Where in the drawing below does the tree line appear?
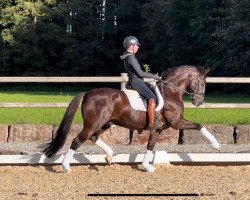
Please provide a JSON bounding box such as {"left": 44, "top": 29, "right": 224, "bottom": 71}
{"left": 1, "top": 0, "right": 249, "bottom": 80}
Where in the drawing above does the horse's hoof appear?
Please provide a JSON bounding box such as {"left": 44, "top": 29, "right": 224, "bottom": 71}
{"left": 105, "top": 155, "right": 112, "bottom": 164}
{"left": 145, "top": 165, "right": 156, "bottom": 173}
{"left": 212, "top": 143, "right": 221, "bottom": 150}
{"left": 64, "top": 168, "right": 72, "bottom": 174}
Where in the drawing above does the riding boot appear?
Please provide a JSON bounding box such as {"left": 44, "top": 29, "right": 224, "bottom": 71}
{"left": 148, "top": 98, "right": 156, "bottom": 130}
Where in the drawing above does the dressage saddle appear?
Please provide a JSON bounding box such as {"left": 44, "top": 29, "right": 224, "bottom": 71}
{"left": 125, "top": 83, "right": 163, "bottom": 130}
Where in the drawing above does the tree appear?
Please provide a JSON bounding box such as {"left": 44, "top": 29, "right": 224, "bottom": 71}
{"left": 0, "top": 0, "right": 62, "bottom": 75}
{"left": 0, "top": 0, "right": 248, "bottom": 82}
{"left": 212, "top": 0, "right": 250, "bottom": 77}
{"left": 142, "top": 0, "right": 194, "bottom": 72}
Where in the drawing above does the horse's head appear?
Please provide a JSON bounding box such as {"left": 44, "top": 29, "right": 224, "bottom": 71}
{"left": 188, "top": 67, "right": 210, "bottom": 107}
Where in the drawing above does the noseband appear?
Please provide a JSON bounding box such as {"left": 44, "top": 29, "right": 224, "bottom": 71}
{"left": 190, "top": 78, "right": 206, "bottom": 98}
{"left": 160, "top": 78, "right": 205, "bottom": 99}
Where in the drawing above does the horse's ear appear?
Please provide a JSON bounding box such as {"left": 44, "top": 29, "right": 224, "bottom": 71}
{"left": 204, "top": 68, "right": 210, "bottom": 76}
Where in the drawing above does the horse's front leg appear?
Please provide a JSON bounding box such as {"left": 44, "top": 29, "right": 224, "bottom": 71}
{"left": 170, "top": 118, "right": 221, "bottom": 149}
{"left": 142, "top": 131, "right": 160, "bottom": 173}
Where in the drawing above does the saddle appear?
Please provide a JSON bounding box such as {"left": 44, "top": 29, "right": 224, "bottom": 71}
{"left": 122, "top": 82, "right": 164, "bottom": 112}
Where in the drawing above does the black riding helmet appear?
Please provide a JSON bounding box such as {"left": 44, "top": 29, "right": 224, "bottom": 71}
{"left": 123, "top": 36, "right": 141, "bottom": 50}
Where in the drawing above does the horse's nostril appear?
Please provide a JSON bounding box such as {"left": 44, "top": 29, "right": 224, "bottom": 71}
{"left": 197, "top": 102, "right": 203, "bottom": 107}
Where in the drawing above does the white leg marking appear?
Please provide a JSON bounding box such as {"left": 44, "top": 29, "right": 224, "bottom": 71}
{"left": 95, "top": 139, "right": 113, "bottom": 156}
{"left": 200, "top": 127, "right": 221, "bottom": 149}
{"left": 62, "top": 149, "right": 75, "bottom": 171}
{"left": 142, "top": 150, "right": 155, "bottom": 173}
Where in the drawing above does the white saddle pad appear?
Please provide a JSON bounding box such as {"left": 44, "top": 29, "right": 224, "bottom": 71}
{"left": 122, "top": 84, "right": 164, "bottom": 112}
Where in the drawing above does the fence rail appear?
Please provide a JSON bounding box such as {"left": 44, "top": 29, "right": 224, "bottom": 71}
{"left": 0, "top": 75, "right": 249, "bottom": 108}
{"left": 0, "top": 76, "right": 250, "bottom": 83}
{"left": 0, "top": 102, "right": 249, "bottom": 108}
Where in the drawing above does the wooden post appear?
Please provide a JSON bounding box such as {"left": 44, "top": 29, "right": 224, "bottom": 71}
{"left": 121, "top": 73, "right": 128, "bottom": 90}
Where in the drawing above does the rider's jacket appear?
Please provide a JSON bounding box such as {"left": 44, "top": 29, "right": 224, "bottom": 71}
{"left": 120, "top": 51, "right": 159, "bottom": 103}
{"left": 120, "top": 51, "right": 156, "bottom": 85}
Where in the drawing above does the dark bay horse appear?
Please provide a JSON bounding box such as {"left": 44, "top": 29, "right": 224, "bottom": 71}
{"left": 42, "top": 65, "right": 221, "bottom": 173}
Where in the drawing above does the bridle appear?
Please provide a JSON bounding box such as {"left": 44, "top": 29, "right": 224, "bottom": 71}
{"left": 159, "top": 76, "right": 205, "bottom": 99}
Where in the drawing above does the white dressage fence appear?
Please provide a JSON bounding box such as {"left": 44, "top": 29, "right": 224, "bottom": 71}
{"left": 0, "top": 152, "right": 249, "bottom": 165}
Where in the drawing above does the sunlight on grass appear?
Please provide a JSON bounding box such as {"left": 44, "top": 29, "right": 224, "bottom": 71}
{"left": 0, "top": 108, "right": 83, "bottom": 125}
{"left": 0, "top": 91, "right": 249, "bottom": 125}
{"left": 184, "top": 109, "right": 250, "bottom": 125}
{"left": 0, "top": 91, "right": 76, "bottom": 103}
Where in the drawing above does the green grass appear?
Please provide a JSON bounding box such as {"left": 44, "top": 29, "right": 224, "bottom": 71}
{"left": 0, "top": 108, "right": 83, "bottom": 125}
{"left": 0, "top": 91, "right": 82, "bottom": 125}
{"left": 184, "top": 109, "right": 250, "bottom": 125}
{"left": 184, "top": 94, "right": 250, "bottom": 103}
{"left": 183, "top": 94, "right": 250, "bottom": 125}
{"left": 0, "top": 91, "right": 249, "bottom": 125}
{"left": 0, "top": 91, "right": 77, "bottom": 103}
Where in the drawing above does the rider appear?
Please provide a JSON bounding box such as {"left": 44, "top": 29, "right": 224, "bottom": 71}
{"left": 120, "top": 36, "right": 162, "bottom": 130}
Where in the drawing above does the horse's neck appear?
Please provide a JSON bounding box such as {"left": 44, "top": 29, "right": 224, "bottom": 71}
{"left": 162, "top": 84, "right": 184, "bottom": 101}
{"left": 165, "top": 73, "right": 189, "bottom": 92}
{"left": 161, "top": 67, "right": 198, "bottom": 107}
{"left": 162, "top": 74, "right": 188, "bottom": 103}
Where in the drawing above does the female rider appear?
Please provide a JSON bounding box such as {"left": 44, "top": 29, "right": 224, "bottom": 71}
{"left": 120, "top": 36, "right": 161, "bottom": 129}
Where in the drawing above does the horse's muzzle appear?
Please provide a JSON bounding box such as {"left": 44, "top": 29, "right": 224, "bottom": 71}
{"left": 192, "top": 99, "right": 203, "bottom": 107}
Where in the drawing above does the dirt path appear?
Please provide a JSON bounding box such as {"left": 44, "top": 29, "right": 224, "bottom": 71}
{"left": 0, "top": 164, "right": 249, "bottom": 200}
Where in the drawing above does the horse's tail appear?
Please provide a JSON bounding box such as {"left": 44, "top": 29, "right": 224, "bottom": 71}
{"left": 42, "top": 92, "right": 85, "bottom": 158}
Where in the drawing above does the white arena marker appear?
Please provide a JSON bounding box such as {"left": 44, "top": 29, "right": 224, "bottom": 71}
{"left": 152, "top": 151, "right": 170, "bottom": 164}
{"left": 0, "top": 153, "right": 249, "bottom": 164}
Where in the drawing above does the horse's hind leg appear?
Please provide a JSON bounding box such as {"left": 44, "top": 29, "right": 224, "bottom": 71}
{"left": 89, "top": 124, "right": 113, "bottom": 164}
{"left": 62, "top": 124, "right": 113, "bottom": 172}
{"left": 62, "top": 128, "right": 95, "bottom": 173}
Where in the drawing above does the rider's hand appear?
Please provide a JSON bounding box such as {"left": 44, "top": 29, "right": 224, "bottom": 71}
{"left": 154, "top": 74, "right": 162, "bottom": 81}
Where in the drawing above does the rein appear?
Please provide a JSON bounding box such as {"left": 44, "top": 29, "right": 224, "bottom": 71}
{"left": 159, "top": 79, "right": 204, "bottom": 99}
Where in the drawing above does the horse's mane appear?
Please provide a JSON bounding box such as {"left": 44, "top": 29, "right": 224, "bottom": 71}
{"left": 161, "top": 65, "right": 205, "bottom": 79}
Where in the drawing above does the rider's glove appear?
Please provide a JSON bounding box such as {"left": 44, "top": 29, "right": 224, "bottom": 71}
{"left": 154, "top": 74, "right": 162, "bottom": 81}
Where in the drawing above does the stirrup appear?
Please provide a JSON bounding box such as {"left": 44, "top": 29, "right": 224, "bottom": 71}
{"left": 148, "top": 124, "right": 157, "bottom": 131}
{"left": 148, "top": 119, "right": 161, "bottom": 131}
{"left": 155, "top": 117, "right": 163, "bottom": 129}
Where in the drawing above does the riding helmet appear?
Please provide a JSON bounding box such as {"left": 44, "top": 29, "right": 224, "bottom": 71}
{"left": 123, "top": 36, "right": 141, "bottom": 50}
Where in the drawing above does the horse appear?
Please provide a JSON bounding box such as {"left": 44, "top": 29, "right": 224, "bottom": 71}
{"left": 42, "top": 65, "right": 221, "bottom": 173}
